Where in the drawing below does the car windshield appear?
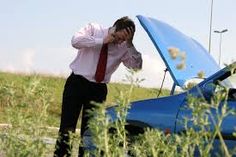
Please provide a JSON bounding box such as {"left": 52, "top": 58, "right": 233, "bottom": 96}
{"left": 217, "top": 69, "right": 236, "bottom": 89}
{"left": 210, "top": 68, "right": 236, "bottom": 101}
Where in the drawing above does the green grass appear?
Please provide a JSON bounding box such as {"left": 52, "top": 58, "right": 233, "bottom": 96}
{"left": 0, "top": 71, "right": 169, "bottom": 127}
{"left": 0, "top": 71, "right": 235, "bottom": 156}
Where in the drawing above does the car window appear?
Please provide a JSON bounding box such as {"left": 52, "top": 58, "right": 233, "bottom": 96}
{"left": 219, "top": 72, "right": 236, "bottom": 89}
{"left": 214, "top": 72, "right": 236, "bottom": 100}
{"left": 226, "top": 73, "right": 236, "bottom": 88}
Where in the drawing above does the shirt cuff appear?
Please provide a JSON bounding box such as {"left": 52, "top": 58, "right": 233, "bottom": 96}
{"left": 94, "top": 38, "right": 104, "bottom": 45}
{"left": 127, "top": 46, "right": 140, "bottom": 57}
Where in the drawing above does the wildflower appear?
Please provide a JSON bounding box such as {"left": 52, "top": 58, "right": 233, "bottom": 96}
{"left": 197, "top": 71, "right": 205, "bottom": 79}
{"left": 179, "top": 51, "right": 186, "bottom": 61}
{"left": 168, "top": 47, "right": 179, "bottom": 59}
{"left": 176, "top": 62, "right": 186, "bottom": 70}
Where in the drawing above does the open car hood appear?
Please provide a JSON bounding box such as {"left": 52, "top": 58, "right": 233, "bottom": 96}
{"left": 137, "top": 15, "right": 220, "bottom": 87}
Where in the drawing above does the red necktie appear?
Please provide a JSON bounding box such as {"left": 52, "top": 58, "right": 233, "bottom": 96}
{"left": 95, "top": 44, "right": 108, "bottom": 83}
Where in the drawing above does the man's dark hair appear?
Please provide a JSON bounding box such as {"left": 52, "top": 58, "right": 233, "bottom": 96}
{"left": 113, "top": 16, "right": 135, "bottom": 32}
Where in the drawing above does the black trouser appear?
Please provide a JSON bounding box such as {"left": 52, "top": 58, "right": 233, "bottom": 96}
{"left": 54, "top": 73, "right": 107, "bottom": 157}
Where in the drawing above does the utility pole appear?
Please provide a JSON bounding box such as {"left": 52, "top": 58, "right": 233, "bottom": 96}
{"left": 208, "top": 0, "right": 214, "bottom": 54}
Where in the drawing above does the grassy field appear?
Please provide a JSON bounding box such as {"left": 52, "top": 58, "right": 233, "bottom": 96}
{"left": 0, "top": 71, "right": 170, "bottom": 156}
{"left": 0, "top": 71, "right": 169, "bottom": 127}
{"left": 0, "top": 71, "right": 235, "bottom": 156}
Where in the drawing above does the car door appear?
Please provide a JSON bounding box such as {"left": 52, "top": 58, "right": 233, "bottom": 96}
{"left": 175, "top": 74, "right": 236, "bottom": 155}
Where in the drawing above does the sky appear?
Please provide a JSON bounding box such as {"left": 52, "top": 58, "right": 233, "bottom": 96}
{"left": 1, "top": 0, "right": 236, "bottom": 89}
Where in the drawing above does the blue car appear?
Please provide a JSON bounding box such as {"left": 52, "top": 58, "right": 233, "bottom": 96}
{"left": 84, "top": 15, "right": 236, "bottom": 154}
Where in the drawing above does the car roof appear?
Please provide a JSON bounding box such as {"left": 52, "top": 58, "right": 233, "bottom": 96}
{"left": 137, "top": 15, "right": 220, "bottom": 88}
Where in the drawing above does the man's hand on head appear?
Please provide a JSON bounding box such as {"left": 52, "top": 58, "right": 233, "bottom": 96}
{"left": 103, "top": 26, "right": 117, "bottom": 44}
{"left": 104, "top": 26, "right": 135, "bottom": 46}
{"left": 124, "top": 27, "right": 135, "bottom": 47}
{"left": 103, "top": 33, "right": 115, "bottom": 44}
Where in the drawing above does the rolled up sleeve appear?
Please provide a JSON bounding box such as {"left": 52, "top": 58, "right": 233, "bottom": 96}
{"left": 71, "top": 23, "right": 104, "bottom": 49}
{"left": 121, "top": 46, "right": 142, "bottom": 70}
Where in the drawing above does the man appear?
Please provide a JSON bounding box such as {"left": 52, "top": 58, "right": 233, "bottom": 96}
{"left": 54, "top": 16, "right": 142, "bottom": 157}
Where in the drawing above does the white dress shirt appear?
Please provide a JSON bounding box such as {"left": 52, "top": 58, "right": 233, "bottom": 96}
{"left": 70, "top": 22, "right": 142, "bottom": 83}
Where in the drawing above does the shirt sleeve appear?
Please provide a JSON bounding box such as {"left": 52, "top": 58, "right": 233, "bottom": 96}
{"left": 71, "top": 23, "right": 104, "bottom": 49}
{"left": 121, "top": 46, "right": 143, "bottom": 70}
